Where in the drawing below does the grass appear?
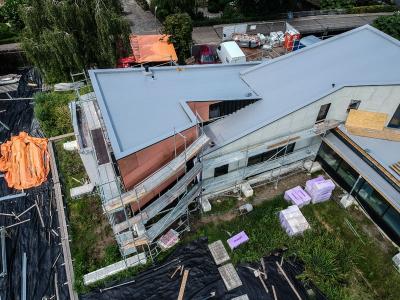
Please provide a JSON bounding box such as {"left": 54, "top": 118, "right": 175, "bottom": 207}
{"left": 54, "top": 139, "right": 121, "bottom": 293}
{"left": 186, "top": 195, "right": 400, "bottom": 299}
{"left": 207, "top": 196, "right": 238, "bottom": 215}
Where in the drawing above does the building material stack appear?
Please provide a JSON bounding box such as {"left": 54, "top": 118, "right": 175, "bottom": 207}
{"left": 284, "top": 186, "right": 311, "bottom": 208}
{"left": 305, "top": 176, "right": 335, "bottom": 204}
{"left": 279, "top": 205, "right": 310, "bottom": 236}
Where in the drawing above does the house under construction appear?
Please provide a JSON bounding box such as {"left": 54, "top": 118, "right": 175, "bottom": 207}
{"left": 70, "top": 25, "right": 400, "bottom": 280}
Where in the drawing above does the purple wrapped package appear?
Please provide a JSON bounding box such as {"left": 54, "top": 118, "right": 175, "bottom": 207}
{"left": 284, "top": 186, "right": 311, "bottom": 208}
{"left": 227, "top": 231, "right": 249, "bottom": 250}
{"left": 305, "top": 175, "right": 324, "bottom": 194}
{"left": 308, "top": 179, "right": 335, "bottom": 203}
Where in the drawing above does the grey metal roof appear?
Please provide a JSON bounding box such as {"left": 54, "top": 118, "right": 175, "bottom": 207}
{"left": 90, "top": 63, "right": 259, "bottom": 159}
{"left": 338, "top": 125, "right": 400, "bottom": 181}
{"left": 205, "top": 25, "right": 400, "bottom": 152}
{"left": 323, "top": 132, "right": 400, "bottom": 212}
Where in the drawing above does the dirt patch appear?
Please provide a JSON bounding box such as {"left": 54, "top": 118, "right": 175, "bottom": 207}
{"left": 252, "top": 171, "right": 311, "bottom": 206}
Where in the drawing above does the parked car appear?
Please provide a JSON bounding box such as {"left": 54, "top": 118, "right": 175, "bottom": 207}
{"left": 197, "top": 45, "right": 217, "bottom": 64}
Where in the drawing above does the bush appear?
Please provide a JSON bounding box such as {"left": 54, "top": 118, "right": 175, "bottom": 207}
{"left": 207, "top": 0, "right": 224, "bottom": 13}
{"left": 373, "top": 13, "right": 400, "bottom": 40}
{"left": 347, "top": 5, "right": 398, "bottom": 14}
{"left": 0, "top": 22, "right": 19, "bottom": 44}
{"left": 320, "top": 0, "right": 355, "bottom": 9}
{"left": 163, "top": 13, "right": 193, "bottom": 64}
{"left": 136, "top": 0, "right": 150, "bottom": 11}
{"left": 34, "top": 91, "right": 75, "bottom": 137}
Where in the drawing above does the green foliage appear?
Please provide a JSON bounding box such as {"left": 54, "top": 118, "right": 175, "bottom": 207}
{"left": 162, "top": 12, "right": 192, "bottom": 64}
{"left": 54, "top": 139, "right": 120, "bottom": 293}
{"left": 34, "top": 91, "right": 75, "bottom": 137}
{"left": 207, "top": 197, "right": 237, "bottom": 215}
{"left": 20, "top": 0, "right": 130, "bottom": 83}
{"left": 0, "top": 22, "right": 19, "bottom": 44}
{"left": 187, "top": 196, "right": 400, "bottom": 299}
{"left": 320, "top": 0, "right": 355, "bottom": 9}
{"left": 151, "top": 0, "right": 196, "bottom": 20}
{"left": 373, "top": 13, "right": 400, "bottom": 41}
{"left": 347, "top": 5, "right": 398, "bottom": 14}
{"left": 207, "top": 0, "right": 229, "bottom": 13}
{"left": 0, "top": 0, "right": 27, "bottom": 29}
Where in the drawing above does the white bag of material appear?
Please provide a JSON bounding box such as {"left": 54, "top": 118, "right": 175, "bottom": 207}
{"left": 279, "top": 205, "right": 310, "bottom": 236}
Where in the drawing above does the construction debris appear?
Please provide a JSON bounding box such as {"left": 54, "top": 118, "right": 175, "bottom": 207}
{"left": 177, "top": 269, "right": 189, "bottom": 300}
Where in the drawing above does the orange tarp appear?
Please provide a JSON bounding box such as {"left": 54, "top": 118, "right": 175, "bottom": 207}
{"left": 130, "top": 34, "right": 178, "bottom": 63}
{"left": 0, "top": 132, "right": 50, "bottom": 190}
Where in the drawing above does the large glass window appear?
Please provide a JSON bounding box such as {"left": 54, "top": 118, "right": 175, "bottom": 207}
{"left": 247, "top": 143, "right": 295, "bottom": 167}
{"left": 336, "top": 160, "right": 359, "bottom": 189}
{"left": 317, "top": 143, "right": 341, "bottom": 171}
{"left": 388, "top": 104, "right": 400, "bottom": 128}
{"left": 356, "top": 181, "right": 389, "bottom": 217}
{"left": 382, "top": 207, "right": 400, "bottom": 243}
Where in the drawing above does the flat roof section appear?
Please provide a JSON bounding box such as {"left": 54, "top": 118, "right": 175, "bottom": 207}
{"left": 90, "top": 63, "right": 259, "bottom": 159}
{"left": 205, "top": 25, "right": 400, "bottom": 152}
{"left": 338, "top": 125, "right": 400, "bottom": 182}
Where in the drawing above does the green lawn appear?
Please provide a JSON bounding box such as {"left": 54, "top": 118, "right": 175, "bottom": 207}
{"left": 54, "top": 138, "right": 121, "bottom": 293}
{"left": 187, "top": 195, "right": 400, "bottom": 299}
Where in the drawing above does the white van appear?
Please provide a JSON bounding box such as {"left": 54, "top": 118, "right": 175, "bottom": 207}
{"left": 216, "top": 41, "right": 246, "bottom": 64}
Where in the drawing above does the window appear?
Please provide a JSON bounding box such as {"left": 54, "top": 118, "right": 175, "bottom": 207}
{"left": 316, "top": 103, "right": 331, "bottom": 123}
{"left": 388, "top": 104, "right": 400, "bottom": 129}
{"left": 214, "top": 164, "right": 229, "bottom": 177}
{"left": 347, "top": 100, "right": 361, "bottom": 112}
{"left": 317, "top": 143, "right": 341, "bottom": 171}
{"left": 247, "top": 143, "right": 295, "bottom": 167}
{"left": 336, "top": 160, "right": 359, "bottom": 189}
{"left": 356, "top": 181, "right": 389, "bottom": 217}
{"left": 382, "top": 207, "right": 400, "bottom": 243}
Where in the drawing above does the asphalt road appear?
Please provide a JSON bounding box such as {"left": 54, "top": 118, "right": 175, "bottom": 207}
{"left": 121, "top": 0, "right": 161, "bottom": 34}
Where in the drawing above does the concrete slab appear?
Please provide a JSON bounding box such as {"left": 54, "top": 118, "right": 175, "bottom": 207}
{"left": 208, "top": 240, "right": 230, "bottom": 265}
{"left": 218, "top": 263, "right": 242, "bottom": 291}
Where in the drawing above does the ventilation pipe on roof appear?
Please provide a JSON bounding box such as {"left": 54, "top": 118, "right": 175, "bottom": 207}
{"left": 143, "top": 66, "right": 154, "bottom": 79}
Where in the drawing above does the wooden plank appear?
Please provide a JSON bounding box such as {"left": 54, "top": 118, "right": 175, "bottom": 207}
{"left": 345, "top": 110, "right": 387, "bottom": 131}
{"left": 267, "top": 136, "right": 299, "bottom": 149}
{"left": 177, "top": 269, "right": 189, "bottom": 300}
{"left": 275, "top": 261, "right": 302, "bottom": 300}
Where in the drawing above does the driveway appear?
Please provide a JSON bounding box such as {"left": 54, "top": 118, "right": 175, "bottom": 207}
{"left": 121, "top": 0, "right": 162, "bottom": 34}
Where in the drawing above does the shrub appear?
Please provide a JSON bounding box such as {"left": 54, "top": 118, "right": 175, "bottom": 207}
{"left": 320, "top": 0, "right": 355, "bottom": 9}
{"left": 162, "top": 13, "right": 193, "bottom": 64}
{"left": 34, "top": 91, "right": 75, "bottom": 137}
{"left": 348, "top": 5, "right": 398, "bottom": 14}
{"left": 373, "top": 12, "right": 400, "bottom": 40}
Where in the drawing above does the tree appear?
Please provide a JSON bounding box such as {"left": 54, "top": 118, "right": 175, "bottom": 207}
{"left": 0, "top": 0, "right": 27, "bottom": 29}
{"left": 373, "top": 13, "right": 400, "bottom": 41}
{"left": 320, "top": 0, "right": 355, "bottom": 10}
{"left": 162, "top": 13, "right": 192, "bottom": 64}
{"left": 151, "top": 0, "right": 196, "bottom": 20}
{"left": 20, "top": 0, "right": 130, "bottom": 83}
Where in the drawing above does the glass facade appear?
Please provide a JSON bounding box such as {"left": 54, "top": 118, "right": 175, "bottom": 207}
{"left": 317, "top": 142, "right": 400, "bottom": 245}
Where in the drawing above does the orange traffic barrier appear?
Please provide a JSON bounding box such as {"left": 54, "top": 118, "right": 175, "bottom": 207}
{"left": 0, "top": 132, "right": 50, "bottom": 190}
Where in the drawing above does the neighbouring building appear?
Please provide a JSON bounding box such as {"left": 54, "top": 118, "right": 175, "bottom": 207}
{"left": 71, "top": 25, "right": 400, "bottom": 267}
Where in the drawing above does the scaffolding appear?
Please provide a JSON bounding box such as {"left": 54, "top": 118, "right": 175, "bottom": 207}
{"left": 70, "top": 82, "right": 209, "bottom": 282}
{"left": 202, "top": 119, "right": 341, "bottom": 197}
